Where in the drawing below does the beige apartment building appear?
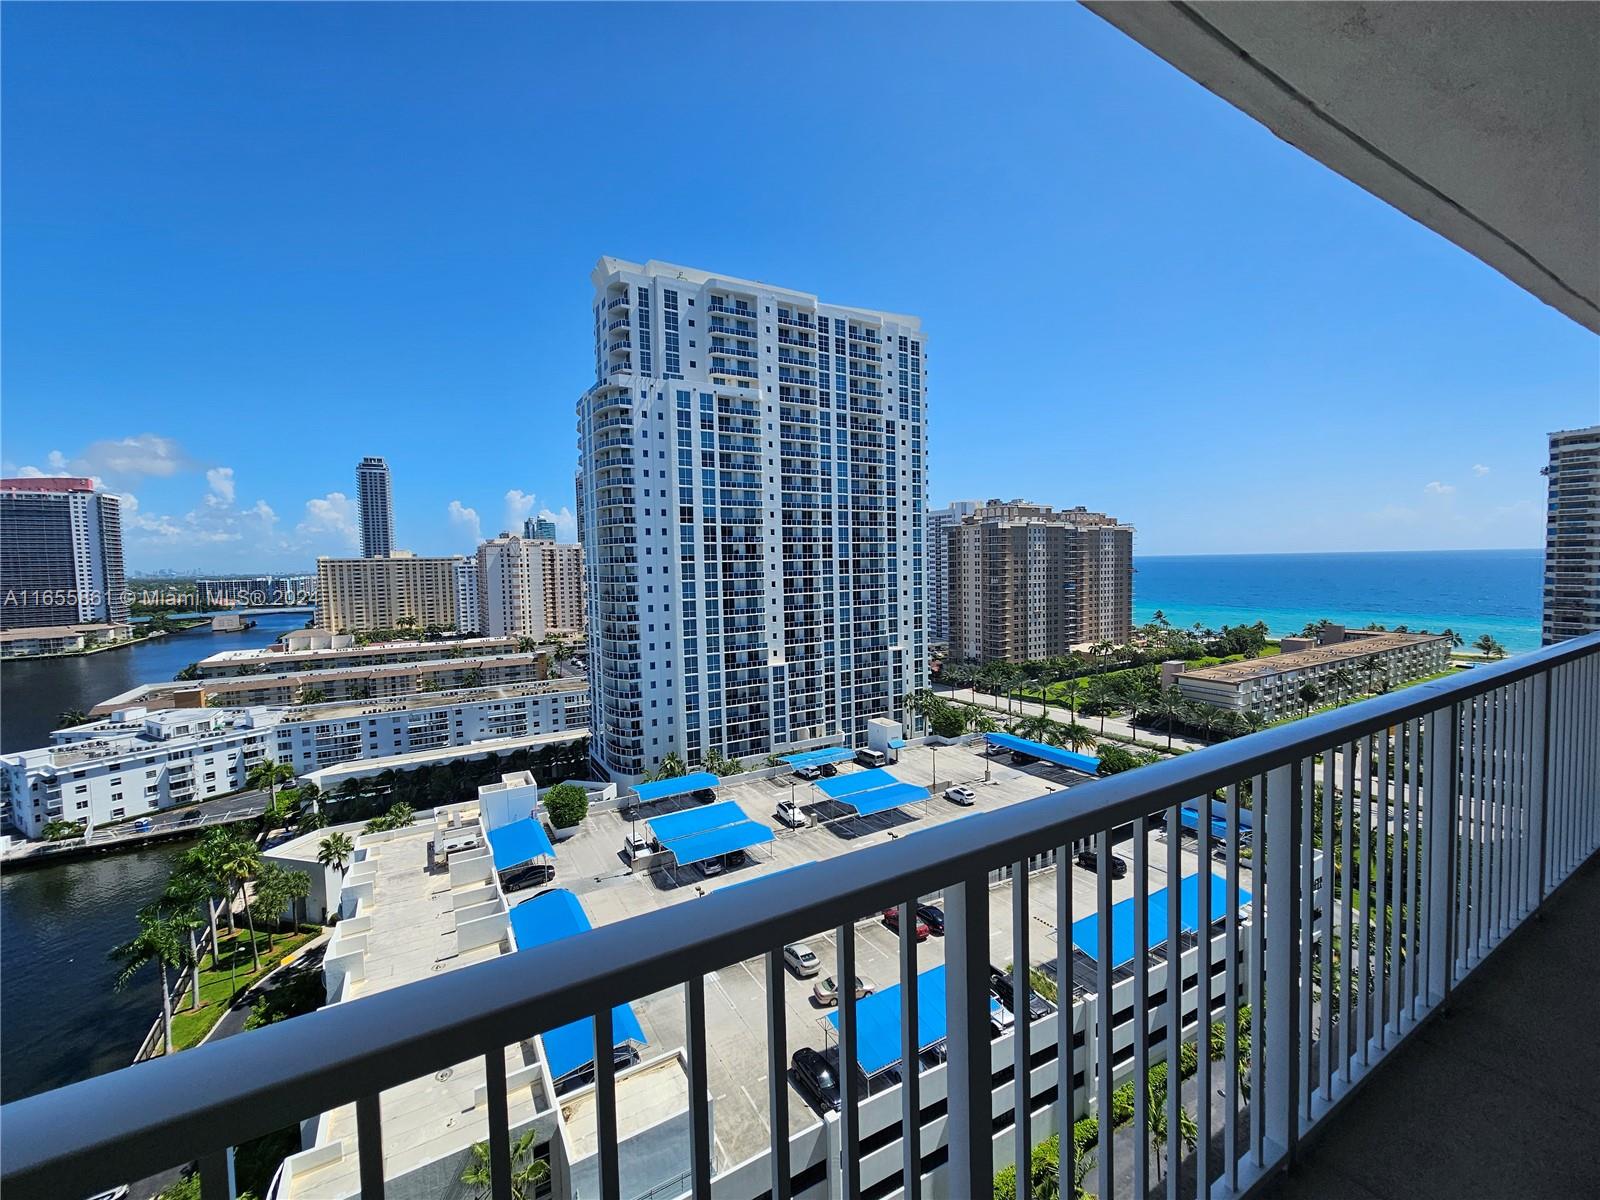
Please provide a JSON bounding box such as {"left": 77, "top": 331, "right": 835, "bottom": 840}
{"left": 314, "top": 553, "right": 467, "bottom": 634}
{"left": 1169, "top": 626, "right": 1453, "bottom": 720}
{"left": 946, "top": 500, "right": 1134, "bottom": 663}
{"left": 474, "top": 536, "right": 585, "bottom": 639}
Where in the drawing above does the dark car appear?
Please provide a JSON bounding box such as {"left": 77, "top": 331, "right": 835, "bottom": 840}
{"left": 819, "top": 763, "right": 839, "bottom": 777}
{"left": 1011, "top": 751, "right": 1038, "bottom": 765}
{"left": 555, "top": 1043, "right": 639, "bottom": 1094}
{"left": 916, "top": 903, "right": 945, "bottom": 935}
{"left": 989, "top": 965, "right": 1057, "bottom": 1022}
{"left": 792, "top": 1046, "right": 867, "bottom": 1113}
{"left": 1075, "top": 848, "right": 1129, "bottom": 879}
{"left": 694, "top": 788, "right": 717, "bottom": 803}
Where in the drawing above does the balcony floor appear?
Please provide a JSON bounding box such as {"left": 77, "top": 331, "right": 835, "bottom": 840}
{"left": 1265, "top": 853, "right": 1600, "bottom": 1200}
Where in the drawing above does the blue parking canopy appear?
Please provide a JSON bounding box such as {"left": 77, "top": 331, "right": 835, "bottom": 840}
{"left": 826, "top": 965, "right": 1002, "bottom": 1076}
{"left": 541, "top": 1006, "right": 648, "bottom": 1084}
{"left": 1178, "top": 806, "right": 1231, "bottom": 842}
{"left": 646, "top": 799, "right": 749, "bottom": 843}
{"left": 782, "top": 747, "right": 856, "bottom": 768}
{"left": 486, "top": 817, "right": 555, "bottom": 872}
{"left": 815, "top": 768, "right": 898, "bottom": 800}
{"left": 1070, "top": 872, "right": 1251, "bottom": 967}
{"left": 662, "top": 820, "right": 774, "bottom": 867}
{"left": 888, "top": 737, "right": 906, "bottom": 749}
{"left": 507, "top": 889, "right": 648, "bottom": 1081}
{"left": 984, "top": 731, "right": 1101, "bottom": 775}
{"left": 632, "top": 771, "right": 720, "bottom": 804}
{"left": 839, "top": 780, "right": 930, "bottom": 817}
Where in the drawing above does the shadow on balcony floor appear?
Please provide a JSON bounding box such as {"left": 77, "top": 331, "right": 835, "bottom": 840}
{"left": 1264, "top": 853, "right": 1600, "bottom": 1200}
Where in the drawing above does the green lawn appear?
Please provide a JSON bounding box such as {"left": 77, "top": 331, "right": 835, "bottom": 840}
{"left": 166, "top": 925, "right": 320, "bottom": 1052}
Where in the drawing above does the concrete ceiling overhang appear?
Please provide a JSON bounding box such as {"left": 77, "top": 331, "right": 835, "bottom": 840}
{"left": 1085, "top": 1, "right": 1600, "bottom": 333}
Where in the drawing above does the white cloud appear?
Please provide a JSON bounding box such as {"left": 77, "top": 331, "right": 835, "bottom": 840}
{"left": 1423, "top": 481, "right": 1455, "bottom": 496}
{"left": 294, "top": 492, "right": 359, "bottom": 551}
{"left": 448, "top": 499, "right": 482, "bottom": 545}
{"left": 540, "top": 506, "right": 577, "bottom": 543}
{"left": 503, "top": 489, "right": 539, "bottom": 528}
{"left": 1472, "top": 464, "right": 1491, "bottom": 477}
{"left": 206, "top": 467, "right": 236, "bottom": 505}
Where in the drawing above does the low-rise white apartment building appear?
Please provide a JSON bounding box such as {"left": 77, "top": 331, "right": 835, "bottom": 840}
{"left": 193, "top": 634, "right": 526, "bottom": 678}
{"left": 0, "top": 679, "right": 589, "bottom": 839}
{"left": 1170, "top": 626, "right": 1452, "bottom": 720}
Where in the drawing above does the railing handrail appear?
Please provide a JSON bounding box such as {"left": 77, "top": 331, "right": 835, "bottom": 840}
{"left": 4, "top": 632, "right": 1597, "bottom": 1198}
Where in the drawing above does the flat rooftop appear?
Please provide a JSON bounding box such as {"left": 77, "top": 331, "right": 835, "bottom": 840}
{"left": 197, "top": 634, "right": 526, "bottom": 666}
{"left": 303, "top": 728, "right": 589, "bottom": 788}
{"left": 287, "top": 677, "right": 586, "bottom": 722}
{"left": 1180, "top": 631, "right": 1450, "bottom": 683}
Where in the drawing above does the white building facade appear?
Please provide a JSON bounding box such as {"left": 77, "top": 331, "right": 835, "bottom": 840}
{"left": 926, "top": 500, "right": 979, "bottom": 645}
{"left": 0, "top": 681, "right": 589, "bottom": 839}
{"left": 1542, "top": 424, "right": 1600, "bottom": 643}
{"left": 476, "top": 534, "right": 546, "bottom": 640}
{"left": 577, "top": 258, "right": 928, "bottom": 781}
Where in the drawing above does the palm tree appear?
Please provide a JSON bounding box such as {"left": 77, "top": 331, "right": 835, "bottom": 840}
{"left": 1058, "top": 722, "right": 1096, "bottom": 753}
{"left": 1299, "top": 682, "right": 1323, "bottom": 716}
{"left": 1081, "top": 675, "right": 1115, "bottom": 736}
{"left": 246, "top": 758, "right": 295, "bottom": 810}
{"left": 1152, "top": 687, "right": 1186, "bottom": 750}
{"left": 318, "top": 831, "right": 356, "bottom": 872}
{"left": 109, "top": 907, "right": 195, "bottom": 1056}
{"left": 461, "top": 1129, "right": 550, "bottom": 1200}
{"left": 962, "top": 705, "right": 997, "bottom": 735}
{"left": 1328, "top": 667, "right": 1358, "bottom": 706}
{"left": 218, "top": 836, "right": 264, "bottom": 972}
{"left": 58, "top": 709, "right": 91, "bottom": 728}
{"left": 1442, "top": 627, "right": 1464, "bottom": 649}
{"left": 1473, "top": 633, "right": 1507, "bottom": 659}
{"left": 1241, "top": 709, "right": 1268, "bottom": 736}
{"left": 162, "top": 869, "right": 215, "bottom": 1006}
{"left": 1015, "top": 712, "right": 1056, "bottom": 745}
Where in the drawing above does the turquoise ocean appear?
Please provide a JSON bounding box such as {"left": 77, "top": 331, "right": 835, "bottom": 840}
{"left": 1134, "top": 549, "right": 1544, "bottom": 653}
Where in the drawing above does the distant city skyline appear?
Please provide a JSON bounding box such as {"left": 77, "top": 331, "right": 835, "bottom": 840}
{"left": 3, "top": 3, "right": 1594, "bottom": 571}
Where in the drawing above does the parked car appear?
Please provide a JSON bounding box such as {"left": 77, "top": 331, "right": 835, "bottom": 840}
{"left": 1011, "top": 750, "right": 1038, "bottom": 765}
{"left": 881, "top": 907, "right": 930, "bottom": 941}
{"left": 794, "top": 765, "right": 823, "bottom": 782}
{"left": 791, "top": 1046, "right": 866, "bottom": 1113}
{"left": 989, "top": 991, "right": 1016, "bottom": 1033}
{"left": 813, "top": 974, "right": 875, "bottom": 1007}
{"left": 700, "top": 858, "right": 726, "bottom": 878}
{"left": 916, "top": 903, "right": 945, "bottom": 935}
{"left": 557, "top": 1044, "right": 640, "bottom": 1093}
{"left": 1075, "top": 848, "right": 1129, "bottom": 879}
{"left": 784, "top": 942, "right": 822, "bottom": 978}
{"left": 920, "top": 1038, "right": 948, "bottom": 1068}
{"left": 989, "top": 965, "right": 1056, "bottom": 1022}
{"left": 856, "top": 749, "right": 887, "bottom": 768}
{"left": 132, "top": 817, "right": 154, "bottom": 832}
{"left": 818, "top": 762, "right": 839, "bottom": 777}
{"left": 623, "top": 833, "right": 650, "bottom": 860}
{"left": 945, "top": 785, "right": 977, "bottom": 806}
{"left": 775, "top": 799, "right": 807, "bottom": 829}
{"left": 178, "top": 809, "right": 205, "bottom": 824}
{"left": 693, "top": 788, "right": 717, "bottom": 803}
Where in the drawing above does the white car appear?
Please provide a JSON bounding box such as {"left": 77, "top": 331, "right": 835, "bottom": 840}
{"left": 776, "top": 799, "right": 807, "bottom": 829}
{"left": 945, "top": 786, "right": 977, "bottom": 806}
{"left": 784, "top": 942, "right": 821, "bottom": 978}
{"left": 623, "top": 833, "right": 650, "bottom": 860}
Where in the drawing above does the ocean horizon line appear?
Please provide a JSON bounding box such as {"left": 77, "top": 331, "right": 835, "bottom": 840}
{"left": 1135, "top": 546, "right": 1541, "bottom": 561}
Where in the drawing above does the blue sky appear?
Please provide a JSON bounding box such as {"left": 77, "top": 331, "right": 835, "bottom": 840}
{"left": 3, "top": 3, "right": 1596, "bottom": 572}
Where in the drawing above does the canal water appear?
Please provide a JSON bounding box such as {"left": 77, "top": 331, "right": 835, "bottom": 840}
{"left": 0, "top": 610, "right": 311, "bottom": 1102}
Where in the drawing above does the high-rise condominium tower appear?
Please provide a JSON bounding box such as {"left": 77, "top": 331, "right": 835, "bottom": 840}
{"left": 927, "top": 500, "right": 979, "bottom": 644}
{"left": 947, "top": 500, "right": 1134, "bottom": 663}
{"left": 0, "top": 478, "right": 128, "bottom": 629}
{"left": 1542, "top": 424, "right": 1600, "bottom": 643}
{"left": 356, "top": 456, "right": 395, "bottom": 559}
{"left": 578, "top": 258, "right": 928, "bottom": 781}
{"left": 523, "top": 516, "right": 557, "bottom": 541}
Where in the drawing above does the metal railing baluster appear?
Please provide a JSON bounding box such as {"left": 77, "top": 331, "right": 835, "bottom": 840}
{"left": 1406, "top": 717, "right": 1421, "bottom": 1020}
{"left": 1224, "top": 783, "right": 1241, "bottom": 1194}
{"left": 1096, "top": 827, "right": 1114, "bottom": 1200}
{"left": 1264, "top": 763, "right": 1299, "bottom": 1168}
{"left": 836, "top": 922, "right": 861, "bottom": 1200}
{"left": 594, "top": 1007, "right": 620, "bottom": 1200}
{"left": 1356, "top": 735, "right": 1372, "bottom": 1066}
{"left": 1339, "top": 741, "right": 1355, "bottom": 1082}
{"left": 1012, "top": 864, "right": 1031, "bottom": 1200}
{"left": 764, "top": 950, "right": 791, "bottom": 1200}
{"left": 1133, "top": 817, "right": 1150, "bottom": 1200}
{"left": 946, "top": 872, "right": 992, "bottom": 1200}
{"left": 1198, "top": 800, "right": 1214, "bottom": 1199}
{"left": 1319, "top": 751, "right": 1335, "bottom": 1102}
{"left": 685, "top": 977, "right": 712, "bottom": 1200}
{"left": 356, "top": 1092, "right": 385, "bottom": 1199}
{"left": 1056, "top": 846, "right": 1076, "bottom": 1200}
{"left": 1165, "top": 804, "right": 1181, "bottom": 1196}
{"left": 1249, "top": 774, "right": 1265, "bottom": 1169}
{"left": 484, "top": 1047, "right": 513, "bottom": 1200}
{"left": 1424, "top": 704, "right": 1460, "bottom": 1005}
{"left": 199, "top": 1150, "right": 231, "bottom": 1200}
{"left": 898, "top": 902, "right": 921, "bottom": 1200}
{"left": 1373, "top": 733, "right": 1388, "bottom": 1051}
{"left": 1298, "top": 756, "right": 1314, "bottom": 1114}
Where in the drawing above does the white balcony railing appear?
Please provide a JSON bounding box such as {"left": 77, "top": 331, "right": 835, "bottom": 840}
{"left": 2, "top": 635, "right": 1597, "bottom": 1200}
